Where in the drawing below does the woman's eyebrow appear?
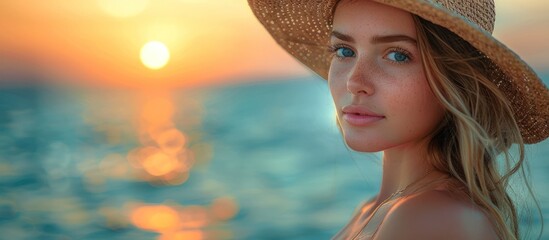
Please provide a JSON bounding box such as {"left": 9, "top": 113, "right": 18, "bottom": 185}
{"left": 371, "top": 34, "right": 417, "bottom": 44}
{"left": 331, "top": 30, "right": 355, "bottom": 42}
{"left": 331, "top": 30, "right": 417, "bottom": 45}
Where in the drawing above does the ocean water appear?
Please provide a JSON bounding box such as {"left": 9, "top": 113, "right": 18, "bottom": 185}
{"left": 0, "top": 77, "right": 547, "bottom": 239}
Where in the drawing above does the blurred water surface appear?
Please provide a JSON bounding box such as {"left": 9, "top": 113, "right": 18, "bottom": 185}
{"left": 0, "top": 77, "right": 548, "bottom": 239}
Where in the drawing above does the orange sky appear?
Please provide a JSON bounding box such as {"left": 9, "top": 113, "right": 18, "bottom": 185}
{"left": 0, "top": 0, "right": 547, "bottom": 88}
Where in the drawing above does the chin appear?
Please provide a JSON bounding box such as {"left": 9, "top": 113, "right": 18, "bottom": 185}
{"left": 343, "top": 136, "right": 387, "bottom": 153}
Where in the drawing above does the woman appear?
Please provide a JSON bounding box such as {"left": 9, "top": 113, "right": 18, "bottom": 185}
{"left": 248, "top": 0, "right": 549, "bottom": 239}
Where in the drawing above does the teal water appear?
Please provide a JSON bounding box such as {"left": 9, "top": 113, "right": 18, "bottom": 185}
{"left": 0, "top": 77, "right": 547, "bottom": 239}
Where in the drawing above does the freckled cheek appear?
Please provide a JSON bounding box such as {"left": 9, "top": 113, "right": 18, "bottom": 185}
{"left": 389, "top": 83, "right": 433, "bottom": 119}
{"left": 394, "top": 83, "right": 444, "bottom": 132}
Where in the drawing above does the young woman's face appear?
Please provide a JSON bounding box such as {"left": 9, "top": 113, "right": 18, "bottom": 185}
{"left": 328, "top": 0, "right": 445, "bottom": 152}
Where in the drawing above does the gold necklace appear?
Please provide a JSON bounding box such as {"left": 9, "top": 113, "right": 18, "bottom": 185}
{"left": 350, "top": 169, "right": 435, "bottom": 240}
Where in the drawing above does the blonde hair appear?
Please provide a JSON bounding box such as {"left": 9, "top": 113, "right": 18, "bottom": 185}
{"left": 413, "top": 16, "right": 541, "bottom": 240}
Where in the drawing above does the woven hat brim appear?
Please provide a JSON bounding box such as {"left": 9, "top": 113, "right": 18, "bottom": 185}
{"left": 248, "top": 0, "right": 549, "bottom": 144}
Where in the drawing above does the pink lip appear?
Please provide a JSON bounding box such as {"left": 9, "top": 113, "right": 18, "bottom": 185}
{"left": 341, "top": 105, "right": 385, "bottom": 126}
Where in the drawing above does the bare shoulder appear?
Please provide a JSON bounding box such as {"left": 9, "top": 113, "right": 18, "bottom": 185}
{"left": 374, "top": 190, "right": 500, "bottom": 240}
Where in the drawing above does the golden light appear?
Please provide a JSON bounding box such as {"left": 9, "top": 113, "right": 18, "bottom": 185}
{"left": 161, "top": 171, "right": 190, "bottom": 186}
{"left": 140, "top": 41, "right": 171, "bottom": 70}
{"left": 142, "top": 151, "right": 179, "bottom": 177}
{"left": 131, "top": 205, "right": 180, "bottom": 232}
{"left": 98, "top": 0, "right": 149, "bottom": 18}
{"left": 153, "top": 128, "right": 187, "bottom": 155}
{"left": 158, "top": 230, "right": 204, "bottom": 240}
{"left": 126, "top": 145, "right": 193, "bottom": 183}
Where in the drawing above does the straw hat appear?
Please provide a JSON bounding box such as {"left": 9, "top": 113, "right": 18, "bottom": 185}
{"left": 248, "top": 0, "right": 549, "bottom": 144}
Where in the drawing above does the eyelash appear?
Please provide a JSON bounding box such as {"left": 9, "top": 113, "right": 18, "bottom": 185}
{"left": 328, "top": 45, "right": 414, "bottom": 63}
{"left": 385, "top": 47, "right": 413, "bottom": 63}
{"left": 328, "top": 44, "right": 354, "bottom": 60}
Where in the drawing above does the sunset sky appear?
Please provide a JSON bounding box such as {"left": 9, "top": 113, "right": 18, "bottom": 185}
{"left": 0, "top": 0, "right": 548, "bottom": 88}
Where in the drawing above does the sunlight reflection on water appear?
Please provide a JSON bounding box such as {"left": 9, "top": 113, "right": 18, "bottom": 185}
{"left": 0, "top": 77, "right": 548, "bottom": 239}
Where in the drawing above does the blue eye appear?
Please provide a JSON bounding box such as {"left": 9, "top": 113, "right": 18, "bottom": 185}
{"left": 334, "top": 47, "right": 355, "bottom": 58}
{"left": 386, "top": 51, "right": 410, "bottom": 63}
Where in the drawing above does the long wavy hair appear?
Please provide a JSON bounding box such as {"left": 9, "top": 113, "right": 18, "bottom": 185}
{"left": 413, "top": 16, "right": 541, "bottom": 240}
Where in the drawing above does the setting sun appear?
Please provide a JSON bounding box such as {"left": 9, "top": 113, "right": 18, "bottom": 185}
{"left": 140, "top": 41, "right": 170, "bottom": 70}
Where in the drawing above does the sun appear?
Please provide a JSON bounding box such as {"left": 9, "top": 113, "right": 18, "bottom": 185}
{"left": 140, "top": 41, "right": 170, "bottom": 70}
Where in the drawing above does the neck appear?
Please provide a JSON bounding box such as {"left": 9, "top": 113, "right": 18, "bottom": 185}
{"left": 376, "top": 142, "right": 434, "bottom": 203}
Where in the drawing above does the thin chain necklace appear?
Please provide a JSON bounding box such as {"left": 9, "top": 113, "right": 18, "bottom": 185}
{"left": 350, "top": 169, "right": 435, "bottom": 240}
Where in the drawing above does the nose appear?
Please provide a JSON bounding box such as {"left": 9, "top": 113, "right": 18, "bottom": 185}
{"left": 346, "top": 60, "right": 375, "bottom": 96}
